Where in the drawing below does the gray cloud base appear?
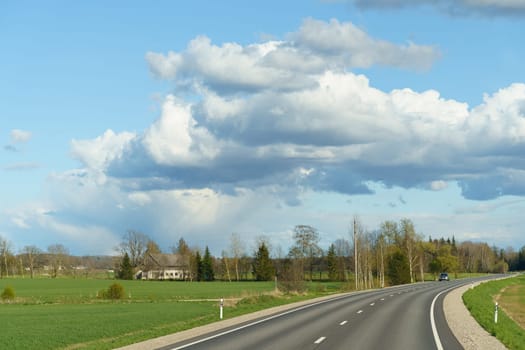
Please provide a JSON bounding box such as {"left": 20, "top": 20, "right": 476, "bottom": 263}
{"left": 351, "top": 0, "right": 525, "bottom": 16}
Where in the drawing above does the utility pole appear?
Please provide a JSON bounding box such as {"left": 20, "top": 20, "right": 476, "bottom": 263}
{"left": 354, "top": 218, "right": 358, "bottom": 290}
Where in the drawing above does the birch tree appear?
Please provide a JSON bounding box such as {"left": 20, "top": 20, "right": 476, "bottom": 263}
{"left": 22, "top": 245, "right": 41, "bottom": 278}
{"left": 229, "top": 233, "right": 245, "bottom": 281}
{"left": 0, "top": 237, "right": 12, "bottom": 278}
{"left": 400, "top": 219, "right": 419, "bottom": 283}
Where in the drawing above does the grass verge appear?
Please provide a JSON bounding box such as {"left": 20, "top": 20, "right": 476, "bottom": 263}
{"left": 463, "top": 274, "right": 525, "bottom": 350}
{"left": 0, "top": 279, "right": 340, "bottom": 349}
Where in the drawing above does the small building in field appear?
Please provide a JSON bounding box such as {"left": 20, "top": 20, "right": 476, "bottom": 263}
{"left": 138, "top": 253, "right": 188, "bottom": 280}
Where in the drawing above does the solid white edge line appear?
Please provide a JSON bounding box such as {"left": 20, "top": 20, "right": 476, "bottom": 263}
{"left": 314, "top": 336, "right": 326, "bottom": 344}
{"left": 169, "top": 293, "right": 354, "bottom": 350}
{"left": 430, "top": 285, "right": 458, "bottom": 350}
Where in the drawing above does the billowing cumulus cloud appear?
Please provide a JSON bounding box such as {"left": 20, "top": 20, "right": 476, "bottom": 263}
{"left": 72, "top": 66, "right": 525, "bottom": 202}
{"left": 146, "top": 18, "right": 439, "bottom": 94}
{"left": 351, "top": 0, "right": 525, "bottom": 16}
{"left": 71, "top": 20, "right": 525, "bottom": 202}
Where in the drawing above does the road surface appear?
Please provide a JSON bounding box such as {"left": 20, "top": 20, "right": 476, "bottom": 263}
{"left": 160, "top": 277, "right": 497, "bottom": 350}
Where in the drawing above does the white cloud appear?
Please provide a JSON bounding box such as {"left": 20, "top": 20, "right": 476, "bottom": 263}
{"left": 71, "top": 129, "right": 136, "bottom": 171}
{"left": 72, "top": 61, "right": 525, "bottom": 200}
{"left": 10, "top": 129, "right": 32, "bottom": 143}
{"left": 146, "top": 18, "right": 439, "bottom": 94}
{"left": 290, "top": 18, "right": 439, "bottom": 70}
{"left": 142, "top": 95, "right": 220, "bottom": 166}
{"left": 128, "top": 192, "right": 152, "bottom": 206}
{"left": 430, "top": 180, "right": 448, "bottom": 191}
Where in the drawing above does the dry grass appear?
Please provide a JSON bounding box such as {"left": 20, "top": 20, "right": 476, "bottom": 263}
{"left": 498, "top": 283, "right": 525, "bottom": 330}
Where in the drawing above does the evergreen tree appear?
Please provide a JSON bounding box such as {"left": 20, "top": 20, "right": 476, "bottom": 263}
{"left": 326, "top": 243, "right": 338, "bottom": 281}
{"left": 387, "top": 250, "right": 410, "bottom": 285}
{"left": 201, "top": 247, "right": 215, "bottom": 281}
{"left": 195, "top": 251, "right": 203, "bottom": 281}
{"left": 253, "top": 242, "right": 275, "bottom": 281}
{"left": 118, "top": 253, "right": 134, "bottom": 280}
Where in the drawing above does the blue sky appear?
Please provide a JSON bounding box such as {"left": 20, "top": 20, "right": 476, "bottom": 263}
{"left": 2, "top": 0, "right": 525, "bottom": 255}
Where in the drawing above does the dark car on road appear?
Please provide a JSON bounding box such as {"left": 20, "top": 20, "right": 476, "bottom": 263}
{"left": 438, "top": 272, "right": 449, "bottom": 281}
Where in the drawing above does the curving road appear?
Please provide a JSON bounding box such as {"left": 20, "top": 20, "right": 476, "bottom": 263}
{"left": 160, "top": 277, "right": 499, "bottom": 350}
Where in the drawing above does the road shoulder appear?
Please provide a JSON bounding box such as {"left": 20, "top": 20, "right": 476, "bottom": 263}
{"left": 444, "top": 282, "right": 507, "bottom": 350}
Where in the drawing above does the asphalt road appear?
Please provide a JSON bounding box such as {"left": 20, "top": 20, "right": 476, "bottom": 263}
{"left": 160, "top": 277, "right": 497, "bottom": 350}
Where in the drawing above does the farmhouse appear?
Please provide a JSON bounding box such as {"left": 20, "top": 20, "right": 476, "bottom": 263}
{"left": 138, "top": 253, "right": 188, "bottom": 280}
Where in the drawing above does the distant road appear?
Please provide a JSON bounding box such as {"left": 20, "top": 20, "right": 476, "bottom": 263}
{"left": 160, "top": 276, "right": 499, "bottom": 350}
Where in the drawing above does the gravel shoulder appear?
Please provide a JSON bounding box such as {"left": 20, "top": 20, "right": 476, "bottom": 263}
{"left": 444, "top": 281, "right": 507, "bottom": 350}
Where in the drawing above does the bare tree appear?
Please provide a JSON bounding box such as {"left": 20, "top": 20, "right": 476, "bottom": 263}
{"left": 0, "top": 236, "right": 13, "bottom": 278}
{"left": 221, "top": 250, "right": 232, "bottom": 282}
{"left": 400, "top": 219, "right": 420, "bottom": 283}
{"left": 375, "top": 232, "right": 386, "bottom": 288}
{"left": 119, "top": 230, "right": 149, "bottom": 268}
{"left": 47, "top": 244, "right": 69, "bottom": 278}
{"left": 22, "top": 245, "right": 42, "bottom": 278}
{"left": 352, "top": 217, "right": 364, "bottom": 289}
{"left": 334, "top": 238, "right": 350, "bottom": 281}
{"left": 229, "top": 233, "right": 245, "bottom": 281}
{"left": 291, "top": 225, "right": 321, "bottom": 281}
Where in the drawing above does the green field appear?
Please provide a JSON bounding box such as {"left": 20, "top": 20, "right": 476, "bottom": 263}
{"left": 463, "top": 274, "right": 525, "bottom": 350}
{"left": 0, "top": 278, "right": 338, "bottom": 349}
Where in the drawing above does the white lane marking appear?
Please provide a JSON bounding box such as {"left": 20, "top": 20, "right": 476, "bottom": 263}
{"left": 314, "top": 337, "right": 326, "bottom": 344}
{"left": 430, "top": 285, "right": 459, "bottom": 350}
{"left": 370, "top": 303, "right": 375, "bottom": 306}
{"left": 380, "top": 298, "right": 385, "bottom": 301}
{"left": 169, "top": 292, "right": 357, "bottom": 349}
{"left": 340, "top": 320, "right": 348, "bottom": 325}
{"left": 357, "top": 310, "right": 363, "bottom": 314}
{"left": 390, "top": 294, "right": 394, "bottom": 297}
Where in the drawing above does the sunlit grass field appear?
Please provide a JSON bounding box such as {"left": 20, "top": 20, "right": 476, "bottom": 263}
{"left": 463, "top": 274, "right": 525, "bottom": 350}
{"left": 0, "top": 278, "right": 339, "bottom": 349}
{"left": 0, "top": 273, "right": 500, "bottom": 349}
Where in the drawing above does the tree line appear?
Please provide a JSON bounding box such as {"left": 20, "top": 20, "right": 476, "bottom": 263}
{"left": 2, "top": 218, "right": 524, "bottom": 287}
{"left": 114, "top": 218, "right": 525, "bottom": 291}
{"left": 0, "top": 240, "right": 114, "bottom": 278}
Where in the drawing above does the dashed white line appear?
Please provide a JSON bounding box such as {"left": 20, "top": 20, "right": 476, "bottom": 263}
{"left": 370, "top": 303, "right": 375, "bottom": 306}
{"left": 339, "top": 320, "right": 348, "bottom": 326}
{"left": 357, "top": 310, "right": 363, "bottom": 314}
{"left": 314, "top": 337, "right": 326, "bottom": 344}
{"left": 380, "top": 298, "right": 385, "bottom": 301}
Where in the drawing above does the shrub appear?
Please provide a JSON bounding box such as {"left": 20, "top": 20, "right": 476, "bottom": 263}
{"left": 98, "top": 283, "right": 126, "bottom": 300}
{"left": 1, "top": 285, "right": 15, "bottom": 301}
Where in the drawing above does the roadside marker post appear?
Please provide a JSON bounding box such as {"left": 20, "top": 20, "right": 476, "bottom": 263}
{"left": 494, "top": 302, "right": 498, "bottom": 324}
{"left": 220, "top": 298, "right": 224, "bottom": 320}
